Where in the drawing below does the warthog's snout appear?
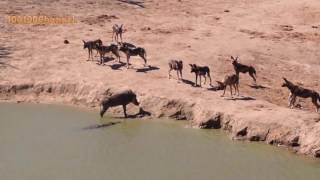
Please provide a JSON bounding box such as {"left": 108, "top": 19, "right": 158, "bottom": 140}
{"left": 100, "top": 105, "right": 107, "bottom": 118}
{"left": 133, "top": 97, "right": 140, "bottom": 106}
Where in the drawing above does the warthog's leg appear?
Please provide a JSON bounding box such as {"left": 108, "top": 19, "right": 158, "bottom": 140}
{"left": 122, "top": 105, "right": 127, "bottom": 118}
{"left": 179, "top": 70, "right": 183, "bottom": 80}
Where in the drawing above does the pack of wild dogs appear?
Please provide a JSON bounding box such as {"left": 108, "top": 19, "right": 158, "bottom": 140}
{"left": 82, "top": 24, "right": 147, "bottom": 69}
{"left": 82, "top": 24, "right": 320, "bottom": 118}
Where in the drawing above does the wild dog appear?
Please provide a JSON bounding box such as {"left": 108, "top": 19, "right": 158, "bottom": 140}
{"left": 96, "top": 44, "right": 121, "bottom": 65}
{"left": 119, "top": 45, "right": 147, "bottom": 68}
{"left": 168, "top": 60, "right": 183, "bottom": 81}
{"left": 100, "top": 90, "right": 140, "bottom": 118}
{"left": 189, "top": 64, "right": 212, "bottom": 87}
{"left": 82, "top": 39, "right": 103, "bottom": 60}
{"left": 281, "top": 78, "right": 320, "bottom": 112}
{"left": 118, "top": 42, "right": 136, "bottom": 49}
{"left": 220, "top": 74, "right": 239, "bottom": 97}
{"left": 112, "top": 24, "right": 124, "bottom": 43}
{"left": 231, "top": 56, "right": 257, "bottom": 83}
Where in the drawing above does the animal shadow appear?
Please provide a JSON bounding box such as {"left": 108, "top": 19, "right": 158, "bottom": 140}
{"left": 249, "top": 84, "right": 267, "bottom": 89}
{"left": 207, "top": 83, "right": 224, "bottom": 91}
{"left": 102, "top": 56, "right": 115, "bottom": 63}
{"left": 109, "top": 62, "right": 126, "bottom": 70}
{"left": 181, "top": 79, "right": 196, "bottom": 87}
{"left": 224, "top": 96, "right": 256, "bottom": 101}
{"left": 83, "top": 121, "right": 121, "bottom": 130}
{"left": 136, "top": 65, "right": 159, "bottom": 73}
{"left": 117, "top": 0, "right": 145, "bottom": 8}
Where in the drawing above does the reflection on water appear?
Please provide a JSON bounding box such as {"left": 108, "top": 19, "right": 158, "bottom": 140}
{"left": 0, "top": 103, "right": 319, "bottom": 180}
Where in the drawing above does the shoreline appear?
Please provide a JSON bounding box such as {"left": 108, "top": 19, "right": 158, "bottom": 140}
{"left": 1, "top": 82, "right": 320, "bottom": 159}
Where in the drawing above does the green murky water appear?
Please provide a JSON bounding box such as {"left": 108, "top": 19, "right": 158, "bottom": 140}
{"left": 0, "top": 103, "right": 319, "bottom": 180}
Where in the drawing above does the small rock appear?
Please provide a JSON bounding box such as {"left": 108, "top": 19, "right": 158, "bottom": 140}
{"left": 64, "top": 40, "right": 69, "bottom": 44}
{"left": 224, "top": 9, "right": 230, "bottom": 13}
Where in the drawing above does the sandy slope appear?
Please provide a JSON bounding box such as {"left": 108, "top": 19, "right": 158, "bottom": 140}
{"left": 0, "top": 0, "right": 320, "bottom": 157}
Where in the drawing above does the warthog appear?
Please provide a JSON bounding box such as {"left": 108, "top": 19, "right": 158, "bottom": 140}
{"left": 100, "top": 90, "right": 140, "bottom": 118}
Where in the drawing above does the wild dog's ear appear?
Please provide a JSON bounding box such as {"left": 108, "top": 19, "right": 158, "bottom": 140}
{"left": 283, "top": 77, "right": 289, "bottom": 83}
{"left": 189, "top": 64, "right": 193, "bottom": 67}
{"left": 82, "top": 40, "right": 86, "bottom": 43}
{"left": 120, "top": 24, "right": 123, "bottom": 28}
{"left": 236, "top": 56, "right": 239, "bottom": 61}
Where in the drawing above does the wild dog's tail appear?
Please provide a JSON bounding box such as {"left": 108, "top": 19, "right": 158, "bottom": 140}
{"left": 250, "top": 66, "right": 257, "bottom": 77}
{"left": 206, "top": 67, "right": 212, "bottom": 86}
{"left": 143, "top": 48, "right": 147, "bottom": 65}
{"left": 317, "top": 92, "right": 320, "bottom": 103}
{"left": 144, "top": 49, "right": 147, "bottom": 59}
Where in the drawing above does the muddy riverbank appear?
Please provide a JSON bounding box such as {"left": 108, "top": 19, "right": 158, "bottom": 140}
{"left": 1, "top": 82, "right": 320, "bottom": 158}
